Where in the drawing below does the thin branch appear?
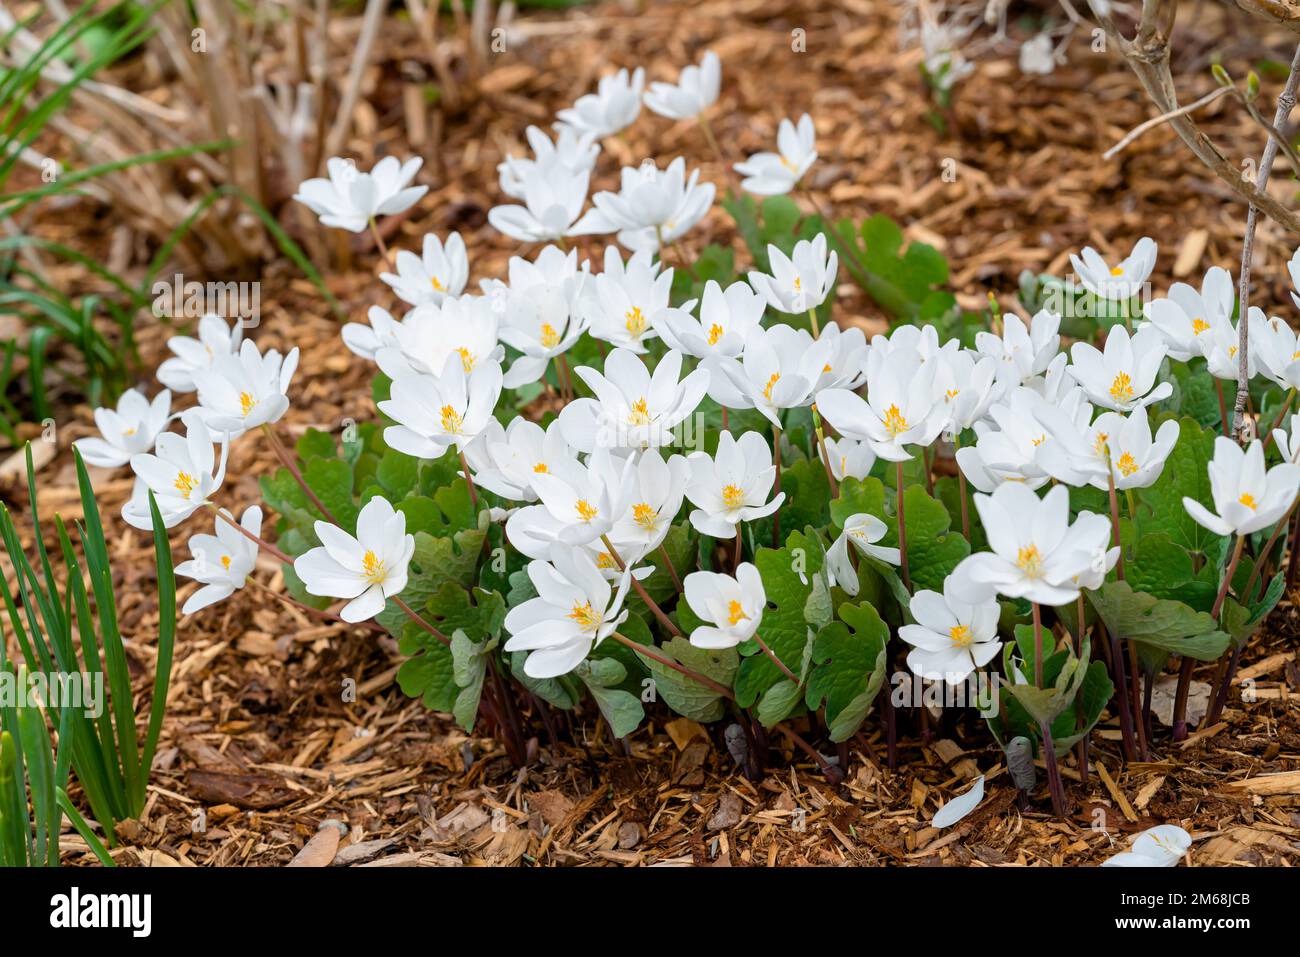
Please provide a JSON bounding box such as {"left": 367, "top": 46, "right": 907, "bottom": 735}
{"left": 1103, "top": 85, "right": 1233, "bottom": 159}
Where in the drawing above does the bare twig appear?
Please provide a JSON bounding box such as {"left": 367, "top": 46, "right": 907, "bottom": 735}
{"left": 1103, "top": 85, "right": 1232, "bottom": 159}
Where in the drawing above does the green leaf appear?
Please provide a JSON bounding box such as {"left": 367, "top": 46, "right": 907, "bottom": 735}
{"left": 1136, "top": 418, "right": 1228, "bottom": 561}
{"left": 1086, "top": 580, "right": 1230, "bottom": 663}
{"left": 805, "top": 601, "right": 890, "bottom": 741}
{"left": 635, "top": 637, "right": 738, "bottom": 723}
{"left": 755, "top": 678, "right": 803, "bottom": 727}
{"left": 1125, "top": 531, "right": 1217, "bottom": 611}
{"left": 734, "top": 531, "right": 821, "bottom": 707}
{"left": 449, "top": 629, "right": 497, "bottom": 733}
{"left": 575, "top": 659, "right": 644, "bottom": 738}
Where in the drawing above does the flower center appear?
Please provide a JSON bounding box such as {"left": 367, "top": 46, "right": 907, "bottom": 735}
{"left": 1016, "top": 544, "right": 1043, "bottom": 577}
{"left": 595, "top": 552, "right": 618, "bottom": 570}
{"left": 456, "top": 347, "right": 476, "bottom": 373}
{"left": 1109, "top": 266, "right": 1124, "bottom": 277}
{"left": 1108, "top": 371, "right": 1134, "bottom": 403}
{"left": 239, "top": 391, "right": 257, "bottom": 417}
{"left": 1238, "top": 493, "right": 1257, "bottom": 511}
{"left": 361, "top": 550, "right": 386, "bottom": 584}
{"left": 625, "top": 306, "right": 647, "bottom": 337}
{"left": 948, "top": 624, "right": 973, "bottom": 648}
{"left": 1116, "top": 451, "right": 1138, "bottom": 477}
{"left": 1228, "top": 345, "right": 1238, "bottom": 359}
{"left": 882, "top": 404, "right": 909, "bottom": 437}
{"left": 568, "top": 601, "right": 600, "bottom": 631}
{"left": 722, "top": 483, "right": 745, "bottom": 509}
{"left": 174, "top": 471, "right": 197, "bottom": 499}
{"left": 439, "top": 404, "right": 463, "bottom": 434}
{"left": 122, "top": 426, "right": 137, "bottom": 437}
{"left": 627, "top": 397, "right": 652, "bottom": 426}
{"left": 632, "top": 502, "right": 658, "bottom": 530}
{"left": 793, "top": 277, "right": 802, "bottom": 292}
{"left": 1192, "top": 318, "right": 1209, "bottom": 335}
{"left": 707, "top": 323, "right": 724, "bottom": 346}
{"left": 540, "top": 322, "right": 561, "bottom": 348}
{"left": 431, "top": 275, "right": 445, "bottom": 292}
{"left": 1031, "top": 433, "right": 1046, "bottom": 447}
{"left": 220, "top": 555, "right": 231, "bottom": 570}
{"left": 1092, "top": 431, "right": 1110, "bottom": 456}
{"left": 576, "top": 499, "right": 599, "bottom": 522}
{"left": 533, "top": 462, "right": 549, "bottom": 474}
{"left": 726, "top": 599, "right": 749, "bottom": 626}
{"left": 779, "top": 154, "right": 798, "bottom": 173}
{"left": 945, "top": 388, "right": 960, "bottom": 401}
{"left": 762, "top": 372, "right": 781, "bottom": 402}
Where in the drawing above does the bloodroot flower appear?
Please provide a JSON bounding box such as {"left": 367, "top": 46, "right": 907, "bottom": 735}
{"left": 124, "top": 417, "right": 228, "bottom": 529}
{"left": 74, "top": 388, "right": 172, "bottom": 469}
{"left": 682, "top": 562, "right": 765, "bottom": 649}
{"left": 1182, "top": 437, "right": 1300, "bottom": 536}
{"left": 294, "top": 496, "right": 415, "bottom": 623}
{"left": 899, "top": 575, "right": 1002, "bottom": 684}
{"left": 293, "top": 156, "right": 427, "bottom": 232}
{"left": 176, "top": 506, "right": 261, "bottom": 614}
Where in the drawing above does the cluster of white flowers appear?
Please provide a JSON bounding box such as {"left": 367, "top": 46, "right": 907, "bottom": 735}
{"left": 76, "top": 47, "right": 1300, "bottom": 786}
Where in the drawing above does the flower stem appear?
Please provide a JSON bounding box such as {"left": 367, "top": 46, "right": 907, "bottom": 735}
{"left": 602, "top": 535, "right": 683, "bottom": 637}
{"left": 262, "top": 424, "right": 339, "bottom": 526}
{"left": 953, "top": 433, "right": 970, "bottom": 540}
{"left": 697, "top": 113, "right": 734, "bottom": 190}
{"left": 658, "top": 541, "right": 682, "bottom": 592}
{"left": 367, "top": 216, "right": 394, "bottom": 271}
{"left": 1215, "top": 377, "right": 1231, "bottom": 437}
{"left": 1032, "top": 601, "right": 1045, "bottom": 686}
{"left": 611, "top": 631, "right": 732, "bottom": 698}
{"left": 1105, "top": 461, "right": 1125, "bottom": 581}
{"left": 806, "top": 306, "right": 820, "bottom": 339}
{"left": 459, "top": 449, "right": 479, "bottom": 511}
{"left": 1173, "top": 533, "right": 1245, "bottom": 741}
{"left": 210, "top": 505, "right": 293, "bottom": 564}
{"left": 1261, "top": 387, "right": 1296, "bottom": 451}
{"left": 895, "top": 460, "right": 911, "bottom": 592}
{"left": 733, "top": 525, "right": 742, "bottom": 571}
{"left": 772, "top": 427, "right": 783, "bottom": 548}
{"left": 394, "top": 595, "right": 450, "bottom": 646}
{"left": 753, "top": 632, "right": 799, "bottom": 685}
{"left": 811, "top": 405, "right": 839, "bottom": 497}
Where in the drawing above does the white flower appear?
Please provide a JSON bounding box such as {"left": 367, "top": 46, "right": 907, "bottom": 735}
{"left": 825, "top": 513, "right": 900, "bottom": 596}
{"left": 900, "top": 576, "right": 1002, "bottom": 684}
{"left": 709, "top": 324, "right": 832, "bottom": 428}
{"left": 503, "top": 547, "right": 632, "bottom": 678}
{"left": 1018, "top": 33, "right": 1057, "bottom": 75}
{"left": 951, "top": 483, "right": 1117, "bottom": 606}
{"left": 823, "top": 436, "right": 876, "bottom": 482}
{"left": 1182, "top": 437, "right": 1300, "bottom": 536}
{"left": 488, "top": 157, "right": 595, "bottom": 243}
{"left": 176, "top": 506, "right": 260, "bottom": 614}
{"left": 747, "top": 234, "right": 837, "bottom": 314}
{"left": 559, "top": 348, "right": 709, "bottom": 453}
{"left": 464, "top": 417, "right": 580, "bottom": 503}
{"left": 684, "top": 430, "right": 784, "bottom": 538}
{"left": 293, "top": 156, "right": 427, "bottom": 232}
{"left": 506, "top": 447, "right": 635, "bottom": 553}
{"left": 380, "top": 355, "right": 503, "bottom": 458}
{"left": 609, "top": 449, "right": 689, "bottom": 555}
{"left": 191, "top": 339, "right": 299, "bottom": 437}
{"left": 1289, "top": 247, "right": 1300, "bottom": 310}
{"left": 653, "top": 279, "right": 765, "bottom": 360}
{"left": 374, "top": 295, "right": 503, "bottom": 380}
{"left": 294, "top": 496, "right": 415, "bottom": 623}
{"left": 556, "top": 67, "right": 645, "bottom": 139}
{"left": 379, "top": 232, "right": 469, "bottom": 307}
{"left": 734, "top": 113, "right": 817, "bottom": 196}
{"left": 157, "top": 313, "right": 243, "bottom": 392}
{"left": 1248, "top": 307, "right": 1300, "bottom": 391}
{"left": 1202, "top": 312, "right": 1260, "bottom": 382}
{"left": 683, "top": 562, "right": 765, "bottom": 649}
{"left": 496, "top": 246, "right": 590, "bottom": 387}
{"left": 1273, "top": 411, "right": 1300, "bottom": 463}
{"left": 585, "top": 246, "right": 672, "bottom": 353}
{"left": 814, "top": 322, "right": 870, "bottom": 392}
{"left": 124, "top": 417, "right": 228, "bottom": 529}
{"left": 931, "top": 347, "right": 997, "bottom": 435}
{"left": 1068, "top": 325, "right": 1171, "bottom": 411}
{"left": 74, "top": 388, "right": 172, "bottom": 469}
{"left": 816, "top": 356, "right": 945, "bottom": 462}
{"left": 1141, "top": 266, "right": 1232, "bottom": 362}
{"left": 921, "top": 21, "right": 974, "bottom": 90}
{"left": 1069, "top": 237, "right": 1156, "bottom": 300}
{"left": 1102, "top": 824, "right": 1191, "bottom": 868}
{"left": 955, "top": 387, "right": 1077, "bottom": 492}
{"left": 342, "top": 305, "right": 406, "bottom": 361}
{"left": 498, "top": 125, "right": 599, "bottom": 200}
{"left": 580, "top": 157, "right": 715, "bottom": 253}
{"left": 644, "top": 50, "right": 721, "bottom": 120}
{"left": 973, "top": 309, "right": 1060, "bottom": 396}
{"left": 1037, "top": 405, "right": 1180, "bottom": 491}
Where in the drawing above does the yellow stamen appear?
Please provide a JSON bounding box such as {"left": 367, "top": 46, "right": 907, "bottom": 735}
{"left": 707, "top": 323, "right": 724, "bottom": 346}
{"left": 722, "top": 484, "right": 745, "bottom": 509}
{"left": 882, "top": 404, "right": 909, "bottom": 437}
{"left": 1239, "top": 493, "right": 1257, "bottom": 511}
{"left": 362, "top": 550, "right": 386, "bottom": 584}
{"left": 762, "top": 372, "right": 781, "bottom": 402}
{"left": 431, "top": 275, "right": 446, "bottom": 292}
{"left": 576, "top": 499, "right": 598, "bottom": 522}
{"left": 568, "top": 601, "right": 599, "bottom": 630}
{"left": 439, "top": 404, "right": 463, "bottom": 434}
{"left": 948, "top": 624, "right": 973, "bottom": 648}
{"left": 174, "top": 471, "right": 197, "bottom": 499}
{"left": 1108, "top": 371, "right": 1134, "bottom": 404}
{"left": 456, "top": 346, "right": 476, "bottom": 373}
{"left": 1109, "top": 266, "right": 1124, "bottom": 277}
{"left": 220, "top": 555, "right": 231, "bottom": 570}
{"left": 627, "top": 397, "right": 652, "bottom": 426}
{"left": 632, "top": 502, "right": 658, "bottom": 529}
{"left": 1031, "top": 433, "right": 1046, "bottom": 447}
{"left": 122, "top": 427, "right": 137, "bottom": 437}
{"left": 1093, "top": 431, "right": 1110, "bottom": 456}
{"left": 779, "top": 155, "right": 798, "bottom": 173}
{"left": 595, "top": 552, "right": 618, "bottom": 570}
{"left": 727, "top": 599, "right": 749, "bottom": 625}
{"left": 1192, "top": 318, "right": 1210, "bottom": 335}
{"left": 1228, "top": 346, "right": 1238, "bottom": 359}
{"left": 1116, "top": 451, "right": 1138, "bottom": 477}
{"left": 625, "top": 306, "right": 647, "bottom": 337}
{"left": 533, "top": 462, "right": 549, "bottom": 474}
{"left": 793, "top": 277, "right": 802, "bottom": 291}
{"left": 1016, "top": 544, "right": 1043, "bottom": 577}
{"left": 540, "top": 323, "right": 560, "bottom": 348}
{"left": 239, "top": 391, "right": 257, "bottom": 417}
{"left": 945, "top": 388, "right": 960, "bottom": 401}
